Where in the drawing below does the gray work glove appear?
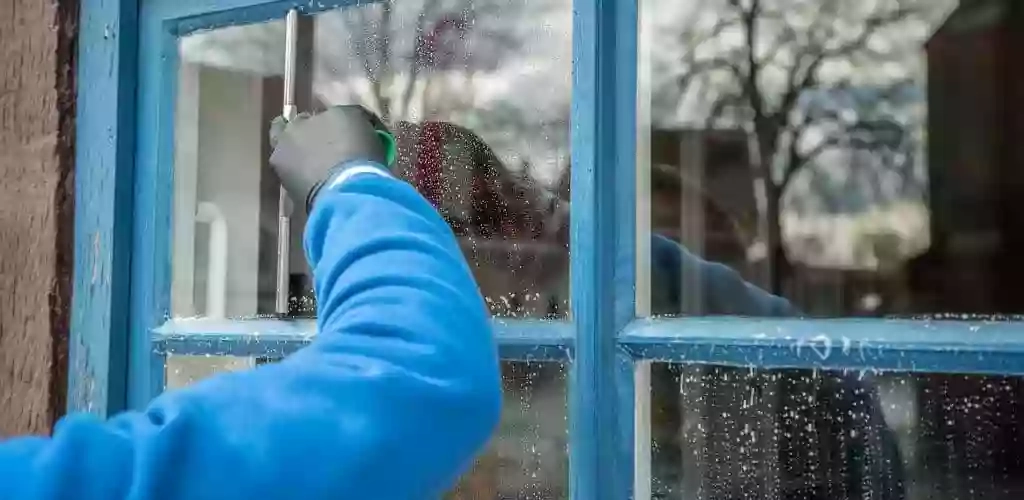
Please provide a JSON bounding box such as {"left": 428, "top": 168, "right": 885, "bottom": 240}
{"left": 269, "top": 105, "right": 395, "bottom": 213}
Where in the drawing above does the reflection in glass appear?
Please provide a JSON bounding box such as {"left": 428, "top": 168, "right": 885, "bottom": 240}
{"left": 313, "top": 2, "right": 572, "bottom": 319}
{"left": 650, "top": 363, "right": 1024, "bottom": 500}
{"left": 172, "top": 20, "right": 287, "bottom": 319}
{"left": 451, "top": 361, "right": 569, "bottom": 500}
{"left": 165, "top": 357, "right": 568, "bottom": 498}
{"left": 641, "top": 0, "right": 1024, "bottom": 317}
{"left": 171, "top": 0, "right": 573, "bottom": 320}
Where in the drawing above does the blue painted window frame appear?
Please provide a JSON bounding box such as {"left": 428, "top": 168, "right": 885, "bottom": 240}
{"left": 71, "top": 0, "right": 1024, "bottom": 499}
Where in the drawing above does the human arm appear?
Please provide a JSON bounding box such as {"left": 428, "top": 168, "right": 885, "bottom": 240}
{"left": 0, "top": 108, "right": 502, "bottom": 499}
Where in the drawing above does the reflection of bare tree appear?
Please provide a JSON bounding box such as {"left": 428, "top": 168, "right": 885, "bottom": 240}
{"left": 345, "top": 0, "right": 452, "bottom": 121}
{"left": 319, "top": 0, "right": 530, "bottom": 123}
{"left": 671, "top": 0, "right": 945, "bottom": 292}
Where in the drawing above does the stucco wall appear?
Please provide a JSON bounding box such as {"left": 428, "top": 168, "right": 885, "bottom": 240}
{"left": 0, "top": 0, "right": 77, "bottom": 436}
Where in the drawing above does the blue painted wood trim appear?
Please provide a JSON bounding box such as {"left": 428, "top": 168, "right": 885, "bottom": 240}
{"left": 622, "top": 317, "right": 1024, "bottom": 375}
{"left": 149, "top": 351, "right": 167, "bottom": 402}
{"left": 611, "top": 0, "right": 639, "bottom": 497}
{"left": 148, "top": 0, "right": 368, "bottom": 35}
{"left": 130, "top": 8, "right": 177, "bottom": 411}
{"left": 568, "top": 0, "right": 637, "bottom": 496}
{"left": 612, "top": 0, "right": 639, "bottom": 330}
{"left": 615, "top": 348, "right": 637, "bottom": 499}
{"left": 151, "top": 318, "right": 573, "bottom": 362}
{"left": 70, "top": 0, "right": 139, "bottom": 416}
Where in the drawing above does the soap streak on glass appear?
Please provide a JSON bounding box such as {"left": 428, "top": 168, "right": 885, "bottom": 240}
{"left": 649, "top": 363, "right": 1024, "bottom": 500}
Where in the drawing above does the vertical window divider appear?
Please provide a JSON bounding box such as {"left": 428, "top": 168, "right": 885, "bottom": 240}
{"left": 569, "top": 0, "right": 638, "bottom": 497}
{"left": 71, "top": 0, "right": 139, "bottom": 416}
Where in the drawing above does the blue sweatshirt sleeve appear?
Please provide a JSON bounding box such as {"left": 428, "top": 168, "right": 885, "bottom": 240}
{"left": 0, "top": 164, "right": 502, "bottom": 500}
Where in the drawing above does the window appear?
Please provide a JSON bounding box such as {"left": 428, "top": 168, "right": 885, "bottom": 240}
{"left": 72, "top": 0, "right": 1024, "bottom": 499}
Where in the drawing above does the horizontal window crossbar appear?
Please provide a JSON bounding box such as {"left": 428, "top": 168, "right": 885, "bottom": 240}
{"left": 621, "top": 317, "right": 1024, "bottom": 376}
{"left": 152, "top": 318, "right": 573, "bottom": 361}
{"left": 150, "top": 0, "right": 364, "bottom": 35}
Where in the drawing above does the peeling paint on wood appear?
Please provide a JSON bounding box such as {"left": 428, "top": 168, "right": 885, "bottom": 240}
{"left": 69, "top": 0, "right": 138, "bottom": 417}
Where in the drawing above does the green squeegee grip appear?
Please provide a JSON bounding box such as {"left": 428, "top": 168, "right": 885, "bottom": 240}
{"left": 376, "top": 130, "right": 397, "bottom": 168}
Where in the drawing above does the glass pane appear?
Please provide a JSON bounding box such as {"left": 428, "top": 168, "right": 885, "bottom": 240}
{"left": 650, "top": 362, "right": 1024, "bottom": 500}
{"left": 639, "top": 0, "right": 1024, "bottom": 317}
{"left": 165, "top": 355, "right": 256, "bottom": 388}
{"left": 165, "top": 357, "right": 568, "bottom": 498}
{"left": 451, "top": 361, "right": 569, "bottom": 500}
{"left": 171, "top": 0, "right": 573, "bottom": 320}
{"left": 172, "top": 20, "right": 287, "bottom": 319}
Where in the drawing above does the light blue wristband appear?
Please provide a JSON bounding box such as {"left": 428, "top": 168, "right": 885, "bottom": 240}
{"left": 322, "top": 160, "right": 393, "bottom": 194}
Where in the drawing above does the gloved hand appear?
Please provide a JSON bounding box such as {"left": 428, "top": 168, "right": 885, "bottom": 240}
{"left": 269, "top": 105, "right": 396, "bottom": 213}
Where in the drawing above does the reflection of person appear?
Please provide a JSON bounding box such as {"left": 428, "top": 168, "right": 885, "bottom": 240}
{"left": 391, "top": 119, "right": 905, "bottom": 500}
{"left": 652, "top": 234, "right": 905, "bottom": 500}
{"left": 390, "top": 119, "right": 569, "bottom": 317}
{"left": 650, "top": 234, "right": 796, "bottom": 316}
{"left": 0, "top": 106, "right": 502, "bottom": 499}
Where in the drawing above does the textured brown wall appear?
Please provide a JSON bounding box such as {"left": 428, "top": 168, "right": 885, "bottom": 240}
{"left": 0, "top": 0, "right": 78, "bottom": 437}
